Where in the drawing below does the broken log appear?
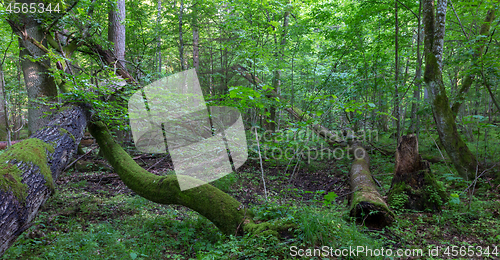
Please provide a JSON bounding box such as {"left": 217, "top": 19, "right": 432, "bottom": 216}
{"left": 387, "top": 134, "right": 448, "bottom": 211}
{"left": 0, "top": 106, "right": 89, "bottom": 256}
{"left": 349, "top": 143, "right": 394, "bottom": 228}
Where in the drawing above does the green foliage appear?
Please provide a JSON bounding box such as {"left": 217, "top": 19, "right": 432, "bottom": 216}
{"left": 322, "top": 191, "right": 338, "bottom": 206}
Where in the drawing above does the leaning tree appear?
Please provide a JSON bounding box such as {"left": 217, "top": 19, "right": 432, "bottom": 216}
{"left": 0, "top": 0, "right": 291, "bottom": 255}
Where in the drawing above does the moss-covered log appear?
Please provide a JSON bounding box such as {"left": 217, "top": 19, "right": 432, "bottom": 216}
{"left": 89, "top": 121, "right": 257, "bottom": 236}
{"left": 387, "top": 135, "right": 447, "bottom": 211}
{"left": 0, "top": 106, "right": 88, "bottom": 256}
{"left": 349, "top": 144, "right": 394, "bottom": 228}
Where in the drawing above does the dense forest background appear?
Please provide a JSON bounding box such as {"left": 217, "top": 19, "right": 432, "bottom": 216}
{"left": 0, "top": 0, "right": 499, "bottom": 259}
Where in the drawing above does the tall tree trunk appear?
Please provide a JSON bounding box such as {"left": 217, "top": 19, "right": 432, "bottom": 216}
{"left": 408, "top": 2, "right": 423, "bottom": 135}
{"left": 0, "top": 106, "right": 89, "bottom": 256}
{"left": 0, "top": 67, "right": 9, "bottom": 144}
{"left": 178, "top": 0, "right": 187, "bottom": 71}
{"left": 192, "top": 2, "right": 200, "bottom": 72}
{"left": 422, "top": 0, "right": 479, "bottom": 179}
{"left": 108, "top": 0, "right": 128, "bottom": 143}
{"left": 394, "top": 0, "right": 400, "bottom": 142}
{"left": 157, "top": 0, "right": 163, "bottom": 74}
{"left": 108, "top": 0, "right": 126, "bottom": 69}
{"left": 269, "top": 10, "right": 290, "bottom": 132}
{"left": 9, "top": 13, "right": 58, "bottom": 135}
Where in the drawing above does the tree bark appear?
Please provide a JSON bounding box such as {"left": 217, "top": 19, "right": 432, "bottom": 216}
{"left": 108, "top": 0, "right": 128, "bottom": 143}
{"left": 348, "top": 144, "right": 394, "bottom": 228}
{"left": 157, "top": 0, "right": 163, "bottom": 74}
{"left": 407, "top": 1, "right": 423, "bottom": 135}
{"left": 422, "top": 0, "right": 479, "bottom": 179}
{"left": 8, "top": 11, "right": 58, "bottom": 135}
{"left": 0, "top": 66, "right": 9, "bottom": 143}
{"left": 192, "top": 2, "right": 199, "bottom": 72}
{"left": 0, "top": 106, "right": 89, "bottom": 256}
{"left": 387, "top": 135, "right": 447, "bottom": 211}
{"left": 394, "top": 0, "right": 400, "bottom": 142}
{"left": 108, "top": 0, "right": 126, "bottom": 69}
{"left": 178, "top": 0, "right": 187, "bottom": 71}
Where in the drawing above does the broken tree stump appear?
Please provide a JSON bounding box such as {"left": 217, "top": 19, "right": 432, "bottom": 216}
{"left": 349, "top": 143, "right": 394, "bottom": 228}
{"left": 387, "top": 134, "right": 448, "bottom": 211}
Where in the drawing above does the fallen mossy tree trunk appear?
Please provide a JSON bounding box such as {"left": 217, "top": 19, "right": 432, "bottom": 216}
{"left": 89, "top": 121, "right": 292, "bottom": 237}
{"left": 0, "top": 106, "right": 88, "bottom": 256}
{"left": 349, "top": 144, "right": 394, "bottom": 228}
{"left": 85, "top": 44, "right": 292, "bottom": 238}
{"left": 387, "top": 135, "right": 448, "bottom": 211}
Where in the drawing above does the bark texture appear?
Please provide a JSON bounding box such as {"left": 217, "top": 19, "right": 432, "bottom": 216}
{"left": 349, "top": 144, "right": 394, "bottom": 228}
{"left": 0, "top": 106, "right": 88, "bottom": 256}
{"left": 387, "top": 135, "right": 447, "bottom": 211}
{"left": 10, "top": 11, "right": 58, "bottom": 135}
{"left": 108, "top": 0, "right": 126, "bottom": 68}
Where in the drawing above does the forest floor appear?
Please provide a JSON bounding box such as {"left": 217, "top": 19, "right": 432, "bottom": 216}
{"left": 2, "top": 133, "right": 500, "bottom": 260}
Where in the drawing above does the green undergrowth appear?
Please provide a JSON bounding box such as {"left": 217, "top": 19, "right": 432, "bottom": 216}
{"left": 2, "top": 138, "right": 500, "bottom": 259}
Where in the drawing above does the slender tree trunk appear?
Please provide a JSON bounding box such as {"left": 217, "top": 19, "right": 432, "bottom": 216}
{"left": 268, "top": 11, "right": 289, "bottom": 132}
{"left": 408, "top": 2, "right": 423, "bottom": 135}
{"left": 157, "top": 0, "right": 163, "bottom": 74}
{"left": 394, "top": 0, "right": 400, "bottom": 143}
{"left": 178, "top": 0, "right": 187, "bottom": 71}
{"left": 192, "top": 2, "right": 200, "bottom": 72}
{"left": 422, "top": 0, "right": 479, "bottom": 179}
{"left": 0, "top": 67, "right": 9, "bottom": 144}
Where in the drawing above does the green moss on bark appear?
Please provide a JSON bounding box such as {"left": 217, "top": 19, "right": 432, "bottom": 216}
{"left": 59, "top": 128, "right": 76, "bottom": 142}
{"left": 349, "top": 154, "right": 395, "bottom": 228}
{"left": 388, "top": 170, "right": 447, "bottom": 212}
{"left": 0, "top": 139, "right": 55, "bottom": 202}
